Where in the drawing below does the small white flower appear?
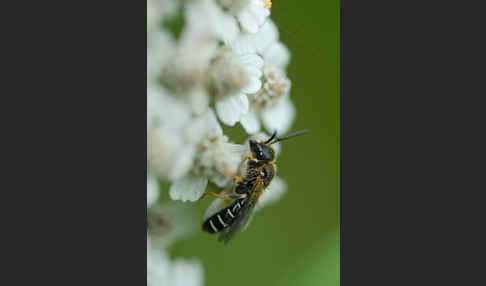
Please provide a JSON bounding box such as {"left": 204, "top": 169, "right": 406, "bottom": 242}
{"left": 148, "top": 239, "right": 204, "bottom": 286}
{"left": 235, "top": 0, "right": 272, "bottom": 34}
{"left": 240, "top": 67, "right": 293, "bottom": 134}
{"left": 227, "top": 19, "right": 279, "bottom": 55}
{"left": 210, "top": 48, "right": 264, "bottom": 126}
{"left": 209, "top": 48, "right": 250, "bottom": 98}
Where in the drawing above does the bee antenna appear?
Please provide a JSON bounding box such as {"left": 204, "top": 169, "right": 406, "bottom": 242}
{"left": 265, "top": 130, "right": 278, "bottom": 144}
{"left": 272, "top": 130, "right": 310, "bottom": 144}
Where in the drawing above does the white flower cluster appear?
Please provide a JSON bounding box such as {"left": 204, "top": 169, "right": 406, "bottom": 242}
{"left": 148, "top": 0, "right": 295, "bottom": 284}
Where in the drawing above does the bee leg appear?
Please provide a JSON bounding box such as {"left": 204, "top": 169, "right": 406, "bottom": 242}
{"left": 222, "top": 155, "right": 251, "bottom": 183}
{"left": 232, "top": 174, "right": 245, "bottom": 183}
{"left": 238, "top": 155, "right": 251, "bottom": 171}
{"left": 200, "top": 192, "right": 247, "bottom": 201}
{"left": 222, "top": 171, "right": 245, "bottom": 183}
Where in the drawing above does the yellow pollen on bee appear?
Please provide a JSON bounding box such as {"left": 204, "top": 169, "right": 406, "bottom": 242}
{"left": 264, "top": 0, "right": 272, "bottom": 8}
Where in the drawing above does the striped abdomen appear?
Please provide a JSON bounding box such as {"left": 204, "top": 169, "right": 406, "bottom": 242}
{"left": 202, "top": 197, "right": 248, "bottom": 234}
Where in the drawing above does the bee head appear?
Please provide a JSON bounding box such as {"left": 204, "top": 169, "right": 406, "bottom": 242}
{"left": 249, "top": 130, "right": 310, "bottom": 162}
{"left": 249, "top": 140, "right": 275, "bottom": 162}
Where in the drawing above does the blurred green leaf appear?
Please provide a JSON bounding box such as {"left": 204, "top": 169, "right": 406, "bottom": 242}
{"left": 279, "top": 232, "right": 339, "bottom": 286}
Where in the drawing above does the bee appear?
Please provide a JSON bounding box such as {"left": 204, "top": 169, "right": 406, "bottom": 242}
{"left": 200, "top": 130, "right": 309, "bottom": 243}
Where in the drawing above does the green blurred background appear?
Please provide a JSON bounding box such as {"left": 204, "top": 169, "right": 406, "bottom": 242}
{"left": 169, "top": 1, "right": 339, "bottom": 285}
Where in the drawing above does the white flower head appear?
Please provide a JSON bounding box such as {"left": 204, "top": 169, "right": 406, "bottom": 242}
{"left": 252, "top": 66, "right": 291, "bottom": 109}
{"left": 147, "top": 0, "right": 298, "bottom": 284}
{"left": 243, "top": 65, "right": 295, "bottom": 135}
{"left": 209, "top": 47, "right": 250, "bottom": 98}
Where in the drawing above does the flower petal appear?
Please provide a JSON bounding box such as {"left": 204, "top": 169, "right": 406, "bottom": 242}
{"left": 242, "top": 77, "right": 262, "bottom": 94}
{"left": 238, "top": 11, "right": 259, "bottom": 34}
{"left": 169, "top": 174, "right": 208, "bottom": 202}
{"left": 264, "top": 42, "right": 291, "bottom": 69}
{"left": 184, "top": 109, "right": 222, "bottom": 143}
{"left": 215, "top": 94, "right": 249, "bottom": 126}
{"left": 240, "top": 110, "right": 261, "bottom": 134}
{"left": 254, "top": 19, "right": 279, "bottom": 54}
{"left": 238, "top": 53, "right": 264, "bottom": 69}
{"left": 261, "top": 99, "right": 296, "bottom": 134}
{"left": 168, "top": 145, "right": 196, "bottom": 181}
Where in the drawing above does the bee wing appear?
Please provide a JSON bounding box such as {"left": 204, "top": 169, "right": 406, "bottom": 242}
{"left": 217, "top": 186, "right": 263, "bottom": 244}
{"left": 217, "top": 198, "right": 256, "bottom": 244}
